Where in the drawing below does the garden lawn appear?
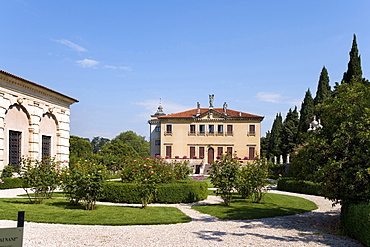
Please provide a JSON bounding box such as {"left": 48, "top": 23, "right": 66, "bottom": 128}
{"left": 0, "top": 198, "right": 191, "bottom": 225}
{"left": 192, "top": 193, "right": 318, "bottom": 220}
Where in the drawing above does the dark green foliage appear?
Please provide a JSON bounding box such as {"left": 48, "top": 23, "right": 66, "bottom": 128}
{"left": 342, "top": 34, "right": 363, "bottom": 85}
{"left": 268, "top": 113, "right": 283, "bottom": 157}
{"left": 340, "top": 202, "right": 370, "bottom": 247}
{"left": 277, "top": 178, "right": 324, "bottom": 196}
{"left": 281, "top": 107, "right": 299, "bottom": 160}
{"left": 1, "top": 165, "right": 14, "bottom": 178}
{"left": 0, "top": 177, "right": 22, "bottom": 189}
{"left": 90, "top": 136, "right": 110, "bottom": 154}
{"left": 314, "top": 66, "right": 331, "bottom": 107}
{"left": 101, "top": 181, "right": 208, "bottom": 204}
{"left": 69, "top": 135, "right": 93, "bottom": 164}
{"left": 260, "top": 131, "right": 270, "bottom": 158}
{"left": 298, "top": 89, "right": 314, "bottom": 136}
{"left": 99, "top": 141, "right": 139, "bottom": 158}
{"left": 111, "top": 131, "right": 150, "bottom": 158}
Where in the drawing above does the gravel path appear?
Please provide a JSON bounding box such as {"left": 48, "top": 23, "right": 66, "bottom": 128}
{"left": 0, "top": 188, "right": 362, "bottom": 246}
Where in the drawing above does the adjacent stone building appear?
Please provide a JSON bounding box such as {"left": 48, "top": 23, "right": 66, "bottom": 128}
{"left": 0, "top": 70, "right": 78, "bottom": 171}
{"left": 149, "top": 95, "right": 264, "bottom": 174}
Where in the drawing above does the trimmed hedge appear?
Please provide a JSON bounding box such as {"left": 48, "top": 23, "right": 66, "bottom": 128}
{"left": 341, "top": 202, "right": 370, "bottom": 247}
{"left": 156, "top": 181, "right": 208, "bottom": 203}
{"left": 277, "top": 177, "right": 324, "bottom": 196}
{"left": 101, "top": 181, "right": 208, "bottom": 204}
{"left": 0, "top": 178, "right": 23, "bottom": 189}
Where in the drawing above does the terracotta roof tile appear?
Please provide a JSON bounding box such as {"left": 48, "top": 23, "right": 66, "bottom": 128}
{"left": 158, "top": 108, "right": 263, "bottom": 119}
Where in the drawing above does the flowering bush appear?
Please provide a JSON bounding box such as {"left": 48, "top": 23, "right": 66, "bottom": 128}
{"left": 209, "top": 153, "right": 240, "bottom": 206}
{"left": 62, "top": 160, "right": 106, "bottom": 210}
{"left": 243, "top": 156, "right": 249, "bottom": 160}
{"left": 120, "top": 157, "right": 190, "bottom": 208}
{"left": 192, "top": 155, "right": 197, "bottom": 159}
{"left": 237, "top": 158, "right": 269, "bottom": 202}
{"left": 175, "top": 156, "right": 180, "bottom": 159}
{"left": 19, "top": 157, "right": 62, "bottom": 204}
{"left": 182, "top": 156, "right": 187, "bottom": 159}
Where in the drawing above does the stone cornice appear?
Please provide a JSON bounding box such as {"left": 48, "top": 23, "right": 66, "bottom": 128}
{"left": 0, "top": 71, "right": 78, "bottom": 107}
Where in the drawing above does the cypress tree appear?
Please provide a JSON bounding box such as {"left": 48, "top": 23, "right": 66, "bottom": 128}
{"left": 281, "top": 107, "right": 299, "bottom": 160}
{"left": 269, "top": 113, "right": 283, "bottom": 157}
{"left": 314, "top": 66, "right": 331, "bottom": 106}
{"left": 341, "top": 34, "right": 362, "bottom": 84}
{"left": 298, "top": 89, "right": 314, "bottom": 135}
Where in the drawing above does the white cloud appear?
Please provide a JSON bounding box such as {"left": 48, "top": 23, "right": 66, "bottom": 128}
{"left": 53, "top": 39, "right": 88, "bottom": 52}
{"left": 256, "top": 92, "right": 283, "bottom": 103}
{"left": 75, "top": 59, "right": 99, "bottom": 68}
{"left": 104, "top": 65, "right": 132, "bottom": 71}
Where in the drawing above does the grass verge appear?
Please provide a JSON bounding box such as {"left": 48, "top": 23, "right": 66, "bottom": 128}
{"left": 192, "top": 193, "right": 318, "bottom": 220}
{"left": 0, "top": 198, "right": 191, "bottom": 225}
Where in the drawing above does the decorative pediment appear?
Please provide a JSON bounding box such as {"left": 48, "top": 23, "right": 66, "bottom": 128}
{"left": 196, "top": 109, "right": 227, "bottom": 120}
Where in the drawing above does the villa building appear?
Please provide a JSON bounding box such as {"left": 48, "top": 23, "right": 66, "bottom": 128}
{"left": 0, "top": 70, "right": 78, "bottom": 171}
{"left": 148, "top": 95, "right": 264, "bottom": 174}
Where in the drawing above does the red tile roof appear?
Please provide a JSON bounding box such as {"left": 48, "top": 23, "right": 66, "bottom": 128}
{"left": 158, "top": 108, "right": 263, "bottom": 119}
{"left": 0, "top": 70, "right": 79, "bottom": 103}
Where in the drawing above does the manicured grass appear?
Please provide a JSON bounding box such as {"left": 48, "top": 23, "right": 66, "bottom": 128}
{"left": 19, "top": 192, "right": 67, "bottom": 198}
{"left": 0, "top": 198, "right": 191, "bottom": 225}
{"left": 192, "top": 193, "right": 318, "bottom": 220}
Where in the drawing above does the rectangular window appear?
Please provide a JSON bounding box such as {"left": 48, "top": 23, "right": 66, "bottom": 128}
{"left": 155, "top": 126, "right": 160, "bottom": 132}
{"left": 249, "top": 147, "right": 255, "bottom": 159}
{"left": 227, "top": 125, "right": 233, "bottom": 135}
{"left": 189, "top": 124, "right": 196, "bottom": 135}
{"left": 42, "top": 135, "right": 51, "bottom": 158}
{"left": 165, "top": 146, "right": 172, "bottom": 158}
{"left": 190, "top": 147, "right": 196, "bottom": 158}
{"left": 9, "top": 130, "right": 21, "bottom": 168}
{"left": 227, "top": 147, "right": 233, "bottom": 154}
{"left": 248, "top": 125, "right": 256, "bottom": 136}
{"left": 165, "top": 125, "right": 172, "bottom": 135}
{"left": 208, "top": 125, "right": 214, "bottom": 134}
{"left": 217, "top": 125, "right": 223, "bottom": 134}
{"left": 199, "top": 125, "right": 205, "bottom": 134}
{"left": 199, "top": 147, "right": 205, "bottom": 158}
{"left": 155, "top": 140, "right": 160, "bottom": 146}
{"left": 217, "top": 147, "right": 223, "bottom": 156}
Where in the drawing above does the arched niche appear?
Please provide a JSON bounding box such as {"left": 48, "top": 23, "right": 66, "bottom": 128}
{"left": 4, "top": 104, "right": 30, "bottom": 167}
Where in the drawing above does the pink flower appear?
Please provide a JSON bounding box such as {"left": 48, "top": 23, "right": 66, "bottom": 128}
{"left": 150, "top": 171, "right": 154, "bottom": 174}
{"left": 168, "top": 172, "right": 172, "bottom": 175}
{"left": 143, "top": 164, "right": 147, "bottom": 167}
{"left": 149, "top": 166, "right": 152, "bottom": 168}
{"left": 0, "top": 179, "right": 4, "bottom": 184}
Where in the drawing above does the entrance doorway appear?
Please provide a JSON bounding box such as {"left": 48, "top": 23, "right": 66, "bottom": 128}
{"left": 208, "top": 147, "right": 214, "bottom": 164}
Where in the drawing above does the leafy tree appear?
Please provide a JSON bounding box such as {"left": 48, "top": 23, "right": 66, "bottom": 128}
{"left": 69, "top": 136, "right": 93, "bottom": 164}
{"left": 112, "top": 131, "right": 150, "bottom": 158}
{"left": 268, "top": 113, "right": 283, "bottom": 157}
{"left": 317, "top": 80, "right": 370, "bottom": 205}
{"left": 91, "top": 136, "right": 110, "bottom": 154}
{"left": 342, "top": 34, "right": 362, "bottom": 85}
{"left": 297, "top": 89, "right": 314, "bottom": 138}
{"left": 281, "top": 107, "right": 299, "bottom": 160}
{"left": 98, "top": 141, "right": 139, "bottom": 158}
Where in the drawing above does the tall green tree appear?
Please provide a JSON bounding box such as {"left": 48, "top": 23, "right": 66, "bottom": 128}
{"left": 69, "top": 135, "right": 93, "bottom": 164}
{"left": 342, "top": 34, "right": 362, "bottom": 85}
{"left": 260, "top": 131, "right": 271, "bottom": 158}
{"left": 281, "top": 107, "right": 299, "bottom": 160}
{"left": 112, "top": 131, "right": 150, "bottom": 158}
{"left": 269, "top": 113, "right": 283, "bottom": 157}
{"left": 314, "top": 66, "right": 331, "bottom": 106}
{"left": 298, "top": 89, "right": 314, "bottom": 136}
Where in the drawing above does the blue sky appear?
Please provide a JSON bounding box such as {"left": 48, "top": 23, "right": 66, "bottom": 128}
{"left": 1, "top": 1, "right": 370, "bottom": 140}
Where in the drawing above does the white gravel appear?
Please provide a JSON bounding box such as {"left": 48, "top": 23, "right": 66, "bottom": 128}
{"left": 0, "top": 188, "right": 363, "bottom": 246}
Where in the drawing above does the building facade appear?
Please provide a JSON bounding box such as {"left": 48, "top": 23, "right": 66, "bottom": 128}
{"left": 149, "top": 96, "right": 264, "bottom": 174}
{"left": 0, "top": 70, "right": 78, "bottom": 171}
